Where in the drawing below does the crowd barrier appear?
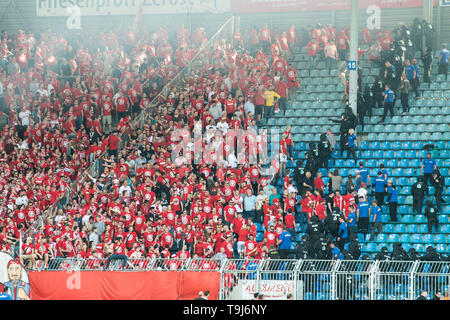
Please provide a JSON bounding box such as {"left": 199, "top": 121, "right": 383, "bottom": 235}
{"left": 25, "top": 258, "right": 450, "bottom": 300}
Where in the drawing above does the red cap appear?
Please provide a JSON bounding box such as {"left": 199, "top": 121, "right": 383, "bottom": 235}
{"left": 7, "top": 260, "right": 21, "bottom": 269}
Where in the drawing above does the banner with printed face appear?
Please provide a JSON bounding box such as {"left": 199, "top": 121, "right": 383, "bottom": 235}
{"left": 36, "top": 0, "right": 231, "bottom": 17}
{"left": 28, "top": 271, "right": 221, "bottom": 300}
{"left": 240, "top": 279, "right": 294, "bottom": 300}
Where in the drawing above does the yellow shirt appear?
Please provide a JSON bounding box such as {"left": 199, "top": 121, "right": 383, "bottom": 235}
{"left": 263, "top": 90, "right": 280, "bottom": 107}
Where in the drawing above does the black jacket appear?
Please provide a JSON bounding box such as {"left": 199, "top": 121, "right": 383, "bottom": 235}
{"left": 411, "top": 181, "right": 428, "bottom": 199}
{"left": 349, "top": 241, "right": 361, "bottom": 260}
{"left": 424, "top": 205, "right": 438, "bottom": 222}
{"left": 431, "top": 173, "right": 445, "bottom": 191}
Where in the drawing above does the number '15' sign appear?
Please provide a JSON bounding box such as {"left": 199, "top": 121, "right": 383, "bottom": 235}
{"left": 347, "top": 60, "right": 357, "bottom": 71}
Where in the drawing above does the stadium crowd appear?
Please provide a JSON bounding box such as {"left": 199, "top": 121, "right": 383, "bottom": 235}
{"left": 0, "top": 19, "right": 447, "bottom": 271}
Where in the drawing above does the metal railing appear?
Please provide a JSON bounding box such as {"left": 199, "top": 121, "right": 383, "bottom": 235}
{"left": 218, "top": 259, "right": 450, "bottom": 300}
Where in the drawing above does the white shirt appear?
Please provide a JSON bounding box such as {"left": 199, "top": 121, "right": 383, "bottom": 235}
{"left": 357, "top": 187, "right": 368, "bottom": 201}
{"left": 19, "top": 110, "right": 31, "bottom": 126}
{"left": 15, "top": 195, "right": 28, "bottom": 206}
{"left": 216, "top": 121, "right": 229, "bottom": 136}
{"left": 119, "top": 185, "right": 132, "bottom": 196}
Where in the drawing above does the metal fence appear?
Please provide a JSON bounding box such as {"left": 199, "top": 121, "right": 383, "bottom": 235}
{"left": 26, "top": 258, "right": 450, "bottom": 300}
{"left": 218, "top": 259, "right": 450, "bottom": 300}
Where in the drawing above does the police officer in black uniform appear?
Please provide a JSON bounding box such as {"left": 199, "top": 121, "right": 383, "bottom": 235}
{"left": 295, "top": 235, "right": 312, "bottom": 260}
{"left": 318, "top": 133, "right": 332, "bottom": 170}
{"left": 294, "top": 160, "right": 306, "bottom": 194}
{"left": 411, "top": 176, "right": 428, "bottom": 215}
{"left": 374, "top": 247, "right": 391, "bottom": 261}
{"left": 324, "top": 207, "right": 340, "bottom": 239}
{"left": 305, "top": 142, "right": 319, "bottom": 176}
{"left": 431, "top": 170, "right": 445, "bottom": 213}
{"left": 421, "top": 47, "right": 433, "bottom": 83}
{"left": 348, "top": 233, "right": 361, "bottom": 260}
{"left": 313, "top": 235, "right": 331, "bottom": 259}
{"left": 306, "top": 215, "right": 324, "bottom": 245}
{"left": 424, "top": 200, "right": 439, "bottom": 233}
{"left": 371, "top": 76, "right": 385, "bottom": 109}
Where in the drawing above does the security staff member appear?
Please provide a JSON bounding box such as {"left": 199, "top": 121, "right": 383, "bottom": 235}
{"left": 386, "top": 180, "right": 399, "bottom": 222}
{"left": 411, "top": 177, "right": 428, "bottom": 215}
{"left": 337, "top": 216, "right": 348, "bottom": 251}
{"left": 379, "top": 84, "right": 395, "bottom": 123}
{"left": 369, "top": 200, "right": 382, "bottom": 241}
{"left": 421, "top": 152, "right": 437, "bottom": 186}
{"left": 432, "top": 170, "right": 445, "bottom": 212}
{"left": 346, "top": 206, "right": 357, "bottom": 239}
{"left": 405, "top": 59, "right": 418, "bottom": 98}
{"left": 358, "top": 161, "right": 371, "bottom": 185}
{"left": 356, "top": 196, "right": 370, "bottom": 237}
{"left": 318, "top": 133, "right": 332, "bottom": 169}
{"left": 277, "top": 227, "right": 292, "bottom": 259}
{"left": 374, "top": 171, "right": 386, "bottom": 212}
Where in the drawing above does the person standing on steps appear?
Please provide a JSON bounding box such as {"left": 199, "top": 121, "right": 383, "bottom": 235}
{"left": 379, "top": 84, "right": 395, "bottom": 123}
{"left": 431, "top": 170, "right": 445, "bottom": 213}
{"left": 346, "top": 128, "right": 357, "bottom": 161}
{"left": 411, "top": 176, "right": 428, "bottom": 215}
{"left": 421, "top": 47, "right": 433, "bottom": 83}
{"left": 420, "top": 152, "right": 437, "bottom": 187}
{"left": 438, "top": 44, "right": 449, "bottom": 79}
{"left": 399, "top": 73, "right": 411, "bottom": 114}
{"left": 386, "top": 180, "right": 398, "bottom": 222}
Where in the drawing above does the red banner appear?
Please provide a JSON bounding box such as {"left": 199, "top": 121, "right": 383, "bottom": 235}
{"left": 28, "top": 271, "right": 220, "bottom": 300}
{"left": 231, "top": 0, "right": 436, "bottom": 13}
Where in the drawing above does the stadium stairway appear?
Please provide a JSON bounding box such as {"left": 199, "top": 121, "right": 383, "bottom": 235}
{"left": 257, "top": 44, "right": 450, "bottom": 258}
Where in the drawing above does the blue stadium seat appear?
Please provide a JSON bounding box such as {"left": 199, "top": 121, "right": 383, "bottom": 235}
{"left": 387, "top": 159, "right": 398, "bottom": 168}
{"left": 388, "top": 234, "right": 399, "bottom": 243}
{"left": 395, "top": 224, "right": 406, "bottom": 233}
{"left": 392, "top": 141, "right": 402, "bottom": 149}
{"left": 436, "top": 244, "right": 447, "bottom": 253}
{"left": 406, "top": 224, "right": 418, "bottom": 233}
{"left": 395, "top": 150, "right": 406, "bottom": 158}
{"left": 423, "top": 234, "right": 433, "bottom": 244}
{"left": 373, "top": 150, "right": 383, "bottom": 158}
{"left": 413, "top": 244, "right": 424, "bottom": 253}
{"left": 365, "top": 243, "right": 377, "bottom": 252}
{"left": 399, "top": 159, "right": 409, "bottom": 167}
{"left": 362, "top": 150, "right": 373, "bottom": 159}
{"left": 402, "top": 141, "right": 412, "bottom": 149}
{"left": 411, "top": 234, "right": 422, "bottom": 243}
{"left": 345, "top": 159, "right": 355, "bottom": 167}
{"left": 414, "top": 215, "right": 426, "bottom": 223}
{"left": 440, "top": 225, "right": 450, "bottom": 233}
{"left": 399, "top": 234, "right": 410, "bottom": 243}
{"left": 383, "top": 224, "right": 394, "bottom": 233}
